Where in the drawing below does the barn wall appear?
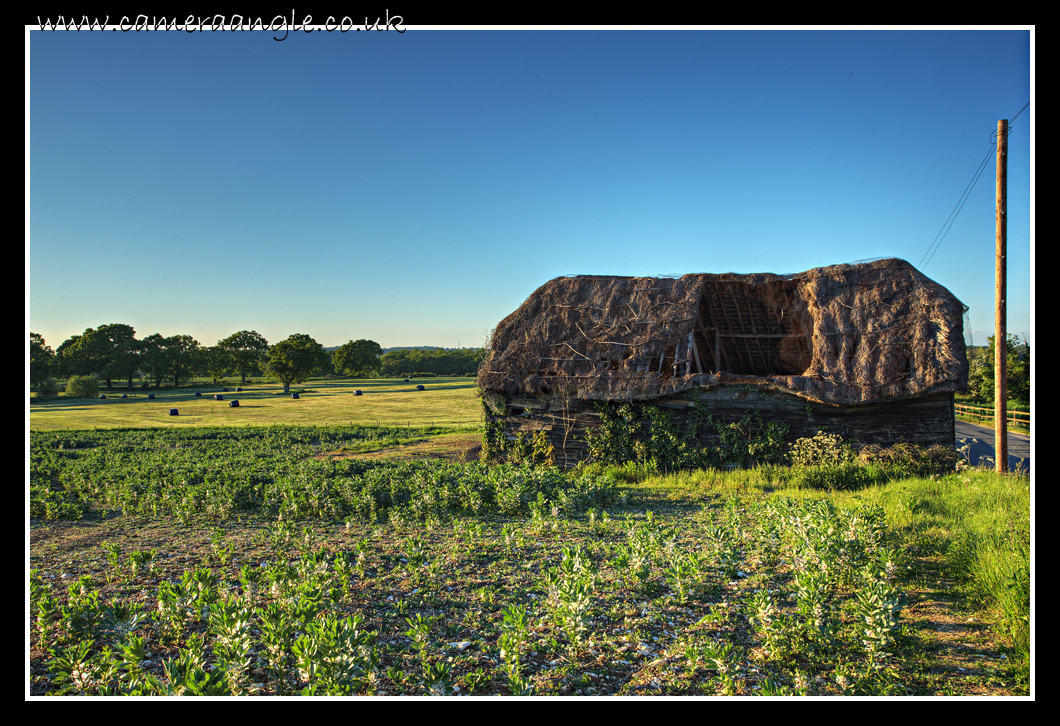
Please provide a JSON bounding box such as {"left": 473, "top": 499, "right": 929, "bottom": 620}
{"left": 483, "top": 385, "right": 955, "bottom": 469}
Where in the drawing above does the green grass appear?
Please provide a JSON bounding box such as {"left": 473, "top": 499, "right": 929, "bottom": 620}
{"left": 29, "top": 376, "right": 484, "bottom": 432}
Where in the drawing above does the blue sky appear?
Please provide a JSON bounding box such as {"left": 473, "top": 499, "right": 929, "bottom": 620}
{"left": 28, "top": 26, "right": 1033, "bottom": 352}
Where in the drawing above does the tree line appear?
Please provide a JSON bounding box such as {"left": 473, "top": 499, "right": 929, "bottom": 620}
{"left": 30, "top": 327, "right": 484, "bottom": 398}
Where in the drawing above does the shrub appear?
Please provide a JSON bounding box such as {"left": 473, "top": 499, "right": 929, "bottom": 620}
{"left": 35, "top": 379, "right": 61, "bottom": 399}
{"left": 65, "top": 375, "right": 99, "bottom": 398}
{"left": 788, "top": 431, "right": 856, "bottom": 468}
{"left": 858, "top": 443, "right": 958, "bottom": 477}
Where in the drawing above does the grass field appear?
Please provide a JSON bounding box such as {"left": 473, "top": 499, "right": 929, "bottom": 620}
{"left": 29, "top": 377, "right": 484, "bottom": 432}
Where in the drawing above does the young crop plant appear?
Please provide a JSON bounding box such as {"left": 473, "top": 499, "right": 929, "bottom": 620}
{"left": 794, "top": 568, "right": 837, "bottom": 647}
{"left": 700, "top": 637, "right": 740, "bottom": 696}
{"left": 746, "top": 589, "right": 796, "bottom": 663}
{"left": 542, "top": 546, "right": 598, "bottom": 653}
{"left": 853, "top": 560, "right": 904, "bottom": 661}
{"left": 209, "top": 529, "right": 234, "bottom": 567}
{"left": 498, "top": 604, "right": 534, "bottom": 695}
{"left": 293, "top": 612, "right": 379, "bottom": 695}
{"left": 704, "top": 523, "right": 742, "bottom": 582}
{"left": 258, "top": 602, "right": 295, "bottom": 694}
{"left": 208, "top": 598, "right": 255, "bottom": 694}
{"left": 101, "top": 541, "right": 124, "bottom": 583}
{"left": 665, "top": 551, "right": 703, "bottom": 605}
{"left": 127, "top": 548, "right": 158, "bottom": 578}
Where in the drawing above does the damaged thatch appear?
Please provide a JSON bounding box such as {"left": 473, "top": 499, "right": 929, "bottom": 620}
{"left": 477, "top": 258, "right": 968, "bottom": 406}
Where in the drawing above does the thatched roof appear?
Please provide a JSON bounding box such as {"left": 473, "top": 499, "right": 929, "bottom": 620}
{"left": 477, "top": 258, "right": 968, "bottom": 406}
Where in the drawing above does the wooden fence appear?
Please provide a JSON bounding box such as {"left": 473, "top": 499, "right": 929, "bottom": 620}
{"left": 954, "top": 403, "right": 1030, "bottom": 428}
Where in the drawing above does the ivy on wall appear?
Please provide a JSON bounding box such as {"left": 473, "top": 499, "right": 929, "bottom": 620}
{"left": 482, "top": 396, "right": 789, "bottom": 471}
{"left": 586, "top": 400, "right": 789, "bottom": 471}
{"left": 482, "top": 420, "right": 555, "bottom": 467}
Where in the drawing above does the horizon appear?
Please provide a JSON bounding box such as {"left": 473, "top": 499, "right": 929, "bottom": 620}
{"left": 28, "top": 26, "right": 1033, "bottom": 352}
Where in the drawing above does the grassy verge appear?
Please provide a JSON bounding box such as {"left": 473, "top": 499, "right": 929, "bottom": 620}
{"left": 28, "top": 428, "right": 1031, "bottom": 697}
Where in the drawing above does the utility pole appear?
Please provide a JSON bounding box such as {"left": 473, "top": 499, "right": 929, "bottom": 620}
{"left": 995, "top": 119, "right": 1008, "bottom": 473}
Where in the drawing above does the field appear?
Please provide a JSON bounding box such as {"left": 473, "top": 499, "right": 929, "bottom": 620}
{"left": 27, "top": 379, "right": 1031, "bottom": 698}
{"left": 29, "top": 377, "right": 483, "bottom": 432}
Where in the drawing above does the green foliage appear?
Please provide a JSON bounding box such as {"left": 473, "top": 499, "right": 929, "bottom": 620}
{"left": 65, "top": 374, "right": 99, "bottom": 398}
{"left": 784, "top": 434, "right": 959, "bottom": 491}
{"left": 31, "top": 332, "right": 56, "bottom": 386}
{"left": 267, "top": 334, "right": 331, "bottom": 394}
{"left": 29, "top": 427, "right": 620, "bottom": 523}
{"left": 788, "top": 431, "right": 855, "bottom": 468}
{"left": 586, "top": 402, "right": 788, "bottom": 471}
{"left": 967, "top": 334, "right": 1030, "bottom": 403}
{"left": 218, "top": 330, "right": 270, "bottom": 383}
{"left": 380, "top": 347, "right": 484, "bottom": 378}
{"left": 29, "top": 460, "right": 1030, "bottom": 697}
{"left": 35, "top": 379, "right": 61, "bottom": 399}
{"left": 485, "top": 428, "right": 555, "bottom": 467}
{"left": 333, "top": 339, "right": 383, "bottom": 378}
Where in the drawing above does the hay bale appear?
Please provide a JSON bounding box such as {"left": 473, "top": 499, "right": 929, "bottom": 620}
{"left": 99, "top": 395, "right": 106, "bottom": 399}
{"left": 291, "top": 393, "right": 299, "bottom": 399}
{"left": 229, "top": 400, "right": 239, "bottom": 407}
{"left": 195, "top": 391, "right": 202, "bottom": 397}
{"left": 416, "top": 384, "right": 425, "bottom": 391}
{"left": 169, "top": 408, "right": 178, "bottom": 416}
{"left": 214, "top": 394, "right": 224, "bottom": 400}
{"left": 354, "top": 390, "right": 362, "bottom": 396}
{"left": 148, "top": 394, "right": 155, "bottom": 399}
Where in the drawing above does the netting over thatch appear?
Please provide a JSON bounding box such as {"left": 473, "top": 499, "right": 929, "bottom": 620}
{"left": 477, "top": 258, "right": 968, "bottom": 406}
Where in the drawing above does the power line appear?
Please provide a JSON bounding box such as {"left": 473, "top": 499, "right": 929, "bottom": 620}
{"left": 919, "top": 141, "right": 995, "bottom": 271}
{"left": 919, "top": 102, "right": 1029, "bottom": 272}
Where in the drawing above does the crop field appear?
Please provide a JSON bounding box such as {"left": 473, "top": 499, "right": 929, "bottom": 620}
{"left": 28, "top": 388, "right": 1031, "bottom": 698}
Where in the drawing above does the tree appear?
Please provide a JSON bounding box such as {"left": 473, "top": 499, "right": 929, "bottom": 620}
{"left": 30, "top": 333, "right": 56, "bottom": 387}
{"left": 53, "top": 324, "right": 142, "bottom": 389}
{"left": 332, "top": 339, "right": 383, "bottom": 378}
{"left": 139, "top": 334, "right": 202, "bottom": 388}
{"left": 201, "top": 346, "right": 235, "bottom": 384}
{"left": 91, "top": 324, "right": 142, "bottom": 389}
{"left": 218, "top": 330, "right": 270, "bottom": 383}
{"left": 140, "top": 334, "right": 171, "bottom": 388}
{"left": 967, "top": 334, "right": 1030, "bottom": 403}
{"left": 58, "top": 329, "right": 105, "bottom": 380}
{"left": 266, "top": 334, "right": 330, "bottom": 394}
{"left": 167, "top": 335, "right": 202, "bottom": 388}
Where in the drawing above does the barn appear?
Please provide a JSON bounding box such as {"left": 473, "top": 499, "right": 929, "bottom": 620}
{"left": 476, "top": 258, "right": 969, "bottom": 469}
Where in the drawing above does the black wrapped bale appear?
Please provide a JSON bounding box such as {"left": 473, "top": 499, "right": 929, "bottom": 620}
{"left": 416, "top": 385, "right": 425, "bottom": 391}
{"left": 169, "top": 409, "right": 178, "bottom": 416}
{"left": 230, "top": 400, "right": 239, "bottom": 407}
{"left": 214, "top": 394, "right": 224, "bottom": 400}
{"left": 291, "top": 393, "right": 299, "bottom": 399}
